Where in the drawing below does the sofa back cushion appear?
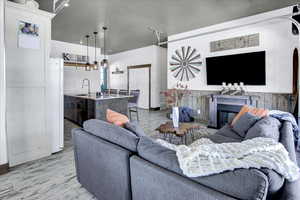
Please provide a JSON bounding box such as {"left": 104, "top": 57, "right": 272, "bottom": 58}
{"left": 83, "top": 119, "right": 139, "bottom": 152}
{"left": 245, "top": 117, "right": 281, "bottom": 141}
{"left": 216, "top": 124, "right": 243, "bottom": 140}
{"left": 137, "top": 136, "right": 182, "bottom": 174}
{"left": 124, "top": 121, "right": 146, "bottom": 137}
{"left": 232, "top": 112, "right": 261, "bottom": 137}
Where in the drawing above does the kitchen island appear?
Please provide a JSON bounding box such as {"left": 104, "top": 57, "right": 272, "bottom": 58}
{"left": 64, "top": 93, "right": 132, "bottom": 126}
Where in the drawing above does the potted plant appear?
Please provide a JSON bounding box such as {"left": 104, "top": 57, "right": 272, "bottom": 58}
{"left": 161, "top": 83, "right": 191, "bottom": 128}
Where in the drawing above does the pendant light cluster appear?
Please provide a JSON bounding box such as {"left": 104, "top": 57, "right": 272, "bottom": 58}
{"left": 85, "top": 35, "right": 91, "bottom": 71}
{"left": 84, "top": 26, "right": 108, "bottom": 71}
{"left": 101, "top": 26, "right": 108, "bottom": 68}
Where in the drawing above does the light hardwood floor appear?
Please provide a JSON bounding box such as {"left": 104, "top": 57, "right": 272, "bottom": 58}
{"left": 0, "top": 109, "right": 169, "bottom": 200}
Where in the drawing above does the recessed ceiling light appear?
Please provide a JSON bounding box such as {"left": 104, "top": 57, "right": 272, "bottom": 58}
{"left": 64, "top": 2, "right": 70, "bottom": 7}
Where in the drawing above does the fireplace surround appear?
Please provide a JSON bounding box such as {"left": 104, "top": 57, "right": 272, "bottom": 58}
{"left": 208, "top": 95, "right": 256, "bottom": 128}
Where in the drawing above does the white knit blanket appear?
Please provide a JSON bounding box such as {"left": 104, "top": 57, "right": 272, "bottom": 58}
{"left": 157, "top": 137, "right": 300, "bottom": 182}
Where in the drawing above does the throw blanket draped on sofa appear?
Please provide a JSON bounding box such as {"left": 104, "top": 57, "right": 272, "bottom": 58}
{"left": 269, "top": 110, "right": 300, "bottom": 151}
{"left": 157, "top": 137, "right": 300, "bottom": 182}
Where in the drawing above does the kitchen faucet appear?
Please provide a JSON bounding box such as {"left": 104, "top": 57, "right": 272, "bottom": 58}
{"left": 82, "top": 78, "right": 91, "bottom": 96}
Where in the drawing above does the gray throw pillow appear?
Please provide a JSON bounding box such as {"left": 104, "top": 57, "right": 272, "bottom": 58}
{"left": 245, "top": 117, "right": 281, "bottom": 141}
{"left": 232, "top": 112, "right": 261, "bottom": 137}
{"left": 124, "top": 121, "right": 146, "bottom": 137}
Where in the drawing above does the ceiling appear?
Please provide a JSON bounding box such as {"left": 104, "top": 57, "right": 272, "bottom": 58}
{"left": 41, "top": 0, "right": 299, "bottom": 54}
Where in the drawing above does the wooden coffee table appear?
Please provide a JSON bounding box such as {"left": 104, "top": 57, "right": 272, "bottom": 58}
{"left": 155, "top": 121, "right": 202, "bottom": 145}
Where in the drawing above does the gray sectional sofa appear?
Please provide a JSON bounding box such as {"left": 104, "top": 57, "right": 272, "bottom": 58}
{"left": 72, "top": 119, "right": 300, "bottom": 200}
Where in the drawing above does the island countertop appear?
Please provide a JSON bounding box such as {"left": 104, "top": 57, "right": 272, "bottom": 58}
{"left": 64, "top": 93, "right": 133, "bottom": 101}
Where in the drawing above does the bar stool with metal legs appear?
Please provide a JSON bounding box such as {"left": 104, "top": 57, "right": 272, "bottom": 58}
{"left": 128, "top": 90, "right": 140, "bottom": 121}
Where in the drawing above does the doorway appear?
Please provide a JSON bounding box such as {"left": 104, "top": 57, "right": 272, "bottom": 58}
{"left": 127, "top": 64, "right": 151, "bottom": 109}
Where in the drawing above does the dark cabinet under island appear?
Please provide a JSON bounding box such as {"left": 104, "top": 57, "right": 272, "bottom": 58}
{"left": 64, "top": 94, "right": 132, "bottom": 126}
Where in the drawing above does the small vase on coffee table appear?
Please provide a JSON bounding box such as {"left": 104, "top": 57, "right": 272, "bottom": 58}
{"left": 172, "top": 106, "right": 179, "bottom": 128}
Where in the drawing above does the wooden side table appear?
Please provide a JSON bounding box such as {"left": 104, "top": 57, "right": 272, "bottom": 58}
{"left": 155, "top": 121, "right": 202, "bottom": 145}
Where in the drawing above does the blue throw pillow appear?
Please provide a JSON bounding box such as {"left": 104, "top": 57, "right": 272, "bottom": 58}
{"left": 232, "top": 112, "right": 261, "bottom": 137}
{"left": 245, "top": 117, "right": 281, "bottom": 141}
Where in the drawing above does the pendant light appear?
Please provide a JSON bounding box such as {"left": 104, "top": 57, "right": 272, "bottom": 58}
{"left": 85, "top": 35, "right": 91, "bottom": 71}
{"left": 93, "top": 32, "right": 99, "bottom": 70}
{"left": 101, "top": 26, "right": 108, "bottom": 68}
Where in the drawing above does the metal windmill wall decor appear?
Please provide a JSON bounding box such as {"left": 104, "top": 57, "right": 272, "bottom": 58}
{"left": 169, "top": 46, "right": 202, "bottom": 82}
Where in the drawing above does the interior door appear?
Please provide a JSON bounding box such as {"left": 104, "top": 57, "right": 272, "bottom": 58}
{"left": 5, "top": 5, "right": 52, "bottom": 166}
{"left": 128, "top": 67, "right": 150, "bottom": 109}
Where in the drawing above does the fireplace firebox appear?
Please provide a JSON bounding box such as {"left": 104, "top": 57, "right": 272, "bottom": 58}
{"left": 208, "top": 95, "right": 256, "bottom": 129}
{"left": 217, "top": 104, "right": 242, "bottom": 128}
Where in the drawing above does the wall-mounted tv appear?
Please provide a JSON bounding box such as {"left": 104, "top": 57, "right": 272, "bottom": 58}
{"left": 206, "top": 51, "right": 266, "bottom": 85}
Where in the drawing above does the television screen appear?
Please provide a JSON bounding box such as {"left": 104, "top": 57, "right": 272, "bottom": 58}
{"left": 206, "top": 51, "right": 266, "bottom": 85}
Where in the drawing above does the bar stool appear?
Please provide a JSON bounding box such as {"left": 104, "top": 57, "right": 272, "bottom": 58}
{"left": 128, "top": 90, "right": 140, "bottom": 121}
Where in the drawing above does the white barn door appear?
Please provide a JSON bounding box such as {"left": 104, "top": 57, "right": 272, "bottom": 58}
{"left": 128, "top": 65, "right": 150, "bottom": 109}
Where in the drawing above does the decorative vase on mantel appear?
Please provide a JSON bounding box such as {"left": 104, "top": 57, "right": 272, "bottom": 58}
{"left": 172, "top": 106, "right": 179, "bottom": 128}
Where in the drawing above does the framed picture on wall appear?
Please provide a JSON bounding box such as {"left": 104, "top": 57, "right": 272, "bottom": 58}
{"left": 18, "top": 21, "right": 40, "bottom": 49}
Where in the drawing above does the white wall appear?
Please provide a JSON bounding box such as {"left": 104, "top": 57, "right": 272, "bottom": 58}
{"left": 51, "top": 40, "right": 103, "bottom": 93}
{"left": 109, "top": 45, "right": 167, "bottom": 108}
{"left": 0, "top": 0, "right": 7, "bottom": 166}
{"left": 168, "top": 7, "right": 298, "bottom": 93}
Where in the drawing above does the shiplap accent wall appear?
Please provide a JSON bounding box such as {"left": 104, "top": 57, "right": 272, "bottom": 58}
{"left": 178, "top": 91, "right": 293, "bottom": 123}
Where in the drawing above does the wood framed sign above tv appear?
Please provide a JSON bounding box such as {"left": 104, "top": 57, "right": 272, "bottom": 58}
{"left": 206, "top": 51, "right": 266, "bottom": 86}
{"left": 210, "top": 33, "right": 260, "bottom": 52}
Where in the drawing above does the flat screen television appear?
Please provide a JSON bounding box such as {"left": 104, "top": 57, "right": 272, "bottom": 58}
{"left": 206, "top": 51, "right": 266, "bottom": 85}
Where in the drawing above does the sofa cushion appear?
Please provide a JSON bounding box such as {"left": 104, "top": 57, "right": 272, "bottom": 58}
{"left": 206, "top": 134, "right": 242, "bottom": 143}
{"left": 232, "top": 112, "right": 261, "bottom": 137}
{"left": 124, "top": 121, "right": 146, "bottom": 137}
{"left": 216, "top": 124, "right": 243, "bottom": 140}
{"left": 83, "top": 119, "right": 139, "bottom": 152}
{"left": 245, "top": 117, "right": 281, "bottom": 141}
{"left": 191, "top": 169, "right": 271, "bottom": 200}
{"left": 137, "top": 135, "right": 284, "bottom": 200}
